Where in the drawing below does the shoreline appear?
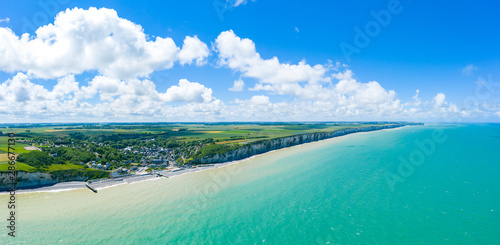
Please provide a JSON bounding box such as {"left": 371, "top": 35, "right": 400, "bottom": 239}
{"left": 0, "top": 125, "right": 416, "bottom": 195}
{"left": 0, "top": 150, "right": 273, "bottom": 195}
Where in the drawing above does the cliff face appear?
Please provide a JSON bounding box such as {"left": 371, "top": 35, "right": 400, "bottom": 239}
{"left": 0, "top": 171, "right": 88, "bottom": 190}
{"left": 193, "top": 124, "right": 415, "bottom": 164}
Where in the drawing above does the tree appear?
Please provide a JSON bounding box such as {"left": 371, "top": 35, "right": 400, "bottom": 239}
{"left": 17, "top": 151, "right": 64, "bottom": 168}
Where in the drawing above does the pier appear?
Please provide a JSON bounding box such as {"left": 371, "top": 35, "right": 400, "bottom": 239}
{"left": 85, "top": 182, "right": 98, "bottom": 193}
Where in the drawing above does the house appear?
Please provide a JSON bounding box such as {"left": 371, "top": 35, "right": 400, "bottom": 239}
{"left": 111, "top": 171, "right": 122, "bottom": 178}
{"left": 151, "top": 159, "right": 163, "bottom": 164}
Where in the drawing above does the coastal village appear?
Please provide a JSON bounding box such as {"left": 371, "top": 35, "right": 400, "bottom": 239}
{"left": 18, "top": 136, "right": 204, "bottom": 178}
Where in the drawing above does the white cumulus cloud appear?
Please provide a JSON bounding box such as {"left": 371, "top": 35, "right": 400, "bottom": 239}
{"left": 229, "top": 79, "right": 245, "bottom": 91}
{"left": 215, "top": 30, "right": 404, "bottom": 117}
{"left": 0, "top": 7, "right": 210, "bottom": 80}
{"left": 250, "top": 95, "right": 270, "bottom": 105}
{"left": 433, "top": 93, "right": 446, "bottom": 107}
{"left": 162, "top": 79, "right": 214, "bottom": 103}
{"left": 0, "top": 73, "right": 223, "bottom": 122}
{"left": 1, "top": 23, "right": 498, "bottom": 122}
{"left": 215, "top": 30, "right": 329, "bottom": 85}
{"left": 178, "top": 35, "right": 210, "bottom": 66}
{"left": 0, "top": 73, "right": 50, "bottom": 102}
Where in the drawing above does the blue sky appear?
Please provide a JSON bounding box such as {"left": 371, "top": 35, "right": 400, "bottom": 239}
{"left": 0, "top": 0, "right": 499, "bottom": 122}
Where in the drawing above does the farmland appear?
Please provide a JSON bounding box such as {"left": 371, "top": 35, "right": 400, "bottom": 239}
{"left": 0, "top": 136, "right": 31, "bottom": 153}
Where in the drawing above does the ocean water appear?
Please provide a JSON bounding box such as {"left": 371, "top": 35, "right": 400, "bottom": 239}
{"left": 1, "top": 124, "right": 499, "bottom": 244}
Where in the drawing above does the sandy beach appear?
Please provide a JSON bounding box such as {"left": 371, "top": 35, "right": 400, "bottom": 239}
{"left": 0, "top": 151, "right": 262, "bottom": 194}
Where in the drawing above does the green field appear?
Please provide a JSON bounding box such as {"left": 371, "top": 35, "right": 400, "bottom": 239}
{"left": 0, "top": 162, "right": 37, "bottom": 172}
{"left": 0, "top": 123, "right": 396, "bottom": 147}
{"left": 44, "top": 163, "right": 85, "bottom": 171}
{"left": 0, "top": 136, "right": 32, "bottom": 153}
{"left": 0, "top": 137, "right": 43, "bottom": 172}
{"left": 2, "top": 123, "right": 381, "bottom": 142}
{"left": 169, "top": 124, "right": 365, "bottom": 142}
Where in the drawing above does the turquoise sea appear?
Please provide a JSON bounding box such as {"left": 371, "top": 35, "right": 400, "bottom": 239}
{"left": 1, "top": 124, "right": 499, "bottom": 244}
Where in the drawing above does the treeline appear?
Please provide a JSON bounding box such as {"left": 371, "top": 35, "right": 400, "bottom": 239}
{"left": 81, "top": 125, "right": 167, "bottom": 129}
{"left": 44, "top": 147, "right": 96, "bottom": 164}
{"left": 50, "top": 169, "right": 109, "bottom": 181}
{"left": 17, "top": 151, "right": 64, "bottom": 168}
{"left": 192, "top": 144, "right": 238, "bottom": 160}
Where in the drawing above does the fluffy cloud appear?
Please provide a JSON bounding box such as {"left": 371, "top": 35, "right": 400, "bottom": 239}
{"left": 215, "top": 30, "right": 404, "bottom": 117}
{"left": 212, "top": 30, "right": 500, "bottom": 121}
{"left": 229, "top": 79, "right": 245, "bottom": 91}
{"left": 52, "top": 75, "right": 80, "bottom": 99}
{"left": 75, "top": 76, "right": 162, "bottom": 103}
{"left": 0, "top": 73, "right": 222, "bottom": 121}
{"left": 75, "top": 76, "right": 215, "bottom": 105}
{"left": 1, "top": 20, "right": 498, "bottom": 122}
{"left": 162, "top": 79, "right": 214, "bottom": 103}
{"left": 405, "top": 90, "right": 422, "bottom": 107}
{"left": 0, "top": 73, "right": 83, "bottom": 103}
{"left": 0, "top": 73, "right": 50, "bottom": 102}
{"left": 433, "top": 93, "right": 446, "bottom": 107}
{"left": 178, "top": 36, "right": 210, "bottom": 66}
{"left": 0, "top": 7, "right": 209, "bottom": 80}
{"left": 0, "top": 72, "right": 496, "bottom": 122}
{"left": 250, "top": 95, "right": 270, "bottom": 105}
{"left": 402, "top": 91, "right": 464, "bottom": 120}
{"left": 215, "top": 30, "right": 329, "bottom": 85}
